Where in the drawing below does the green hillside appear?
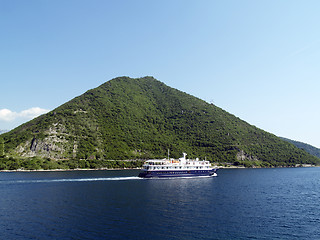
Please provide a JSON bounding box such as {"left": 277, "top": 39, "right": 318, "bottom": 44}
{"left": 1, "top": 76, "right": 319, "bottom": 169}
{"left": 281, "top": 137, "right": 320, "bottom": 158}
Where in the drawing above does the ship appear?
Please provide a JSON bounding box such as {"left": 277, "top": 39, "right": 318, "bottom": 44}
{"left": 138, "top": 152, "right": 218, "bottom": 178}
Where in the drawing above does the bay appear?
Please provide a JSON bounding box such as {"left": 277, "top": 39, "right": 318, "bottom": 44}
{"left": 1, "top": 168, "right": 320, "bottom": 239}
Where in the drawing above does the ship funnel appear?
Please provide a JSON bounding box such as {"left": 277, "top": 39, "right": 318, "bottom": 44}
{"left": 182, "top": 152, "right": 187, "bottom": 159}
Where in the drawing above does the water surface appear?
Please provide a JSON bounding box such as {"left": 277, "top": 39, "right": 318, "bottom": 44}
{"left": 1, "top": 168, "right": 320, "bottom": 239}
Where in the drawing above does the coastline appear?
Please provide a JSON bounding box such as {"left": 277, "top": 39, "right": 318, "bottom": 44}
{"left": 0, "top": 167, "right": 141, "bottom": 173}
{"left": 1, "top": 164, "right": 317, "bottom": 173}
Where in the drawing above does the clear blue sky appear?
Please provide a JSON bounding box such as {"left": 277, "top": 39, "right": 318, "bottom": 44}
{"left": 1, "top": 0, "right": 320, "bottom": 148}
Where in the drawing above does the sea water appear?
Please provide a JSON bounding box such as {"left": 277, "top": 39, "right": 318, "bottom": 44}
{"left": 1, "top": 168, "right": 320, "bottom": 240}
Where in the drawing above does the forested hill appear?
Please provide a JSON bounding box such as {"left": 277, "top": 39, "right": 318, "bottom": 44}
{"left": 2, "top": 76, "right": 319, "bottom": 167}
{"left": 281, "top": 137, "right": 320, "bottom": 158}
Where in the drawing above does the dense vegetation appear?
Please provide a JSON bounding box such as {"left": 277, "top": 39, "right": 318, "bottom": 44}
{"left": 0, "top": 155, "right": 143, "bottom": 171}
{"left": 1, "top": 76, "right": 319, "bottom": 169}
{"left": 281, "top": 137, "right": 320, "bottom": 158}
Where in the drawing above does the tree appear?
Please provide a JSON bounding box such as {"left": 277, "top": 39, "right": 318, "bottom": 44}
{"left": 0, "top": 137, "right": 4, "bottom": 157}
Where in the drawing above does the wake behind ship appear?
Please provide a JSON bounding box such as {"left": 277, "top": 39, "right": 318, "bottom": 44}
{"left": 138, "top": 153, "right": 218, "bottom": 178}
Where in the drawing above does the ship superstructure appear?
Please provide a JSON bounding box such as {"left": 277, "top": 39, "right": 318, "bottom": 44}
{"left": 138, "top": 153, "right": 218, "bottom": 178}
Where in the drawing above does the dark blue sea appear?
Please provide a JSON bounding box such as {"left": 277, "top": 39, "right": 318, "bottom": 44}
{"left": 1, "top": 168, "right": 320, "bottom": 240}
